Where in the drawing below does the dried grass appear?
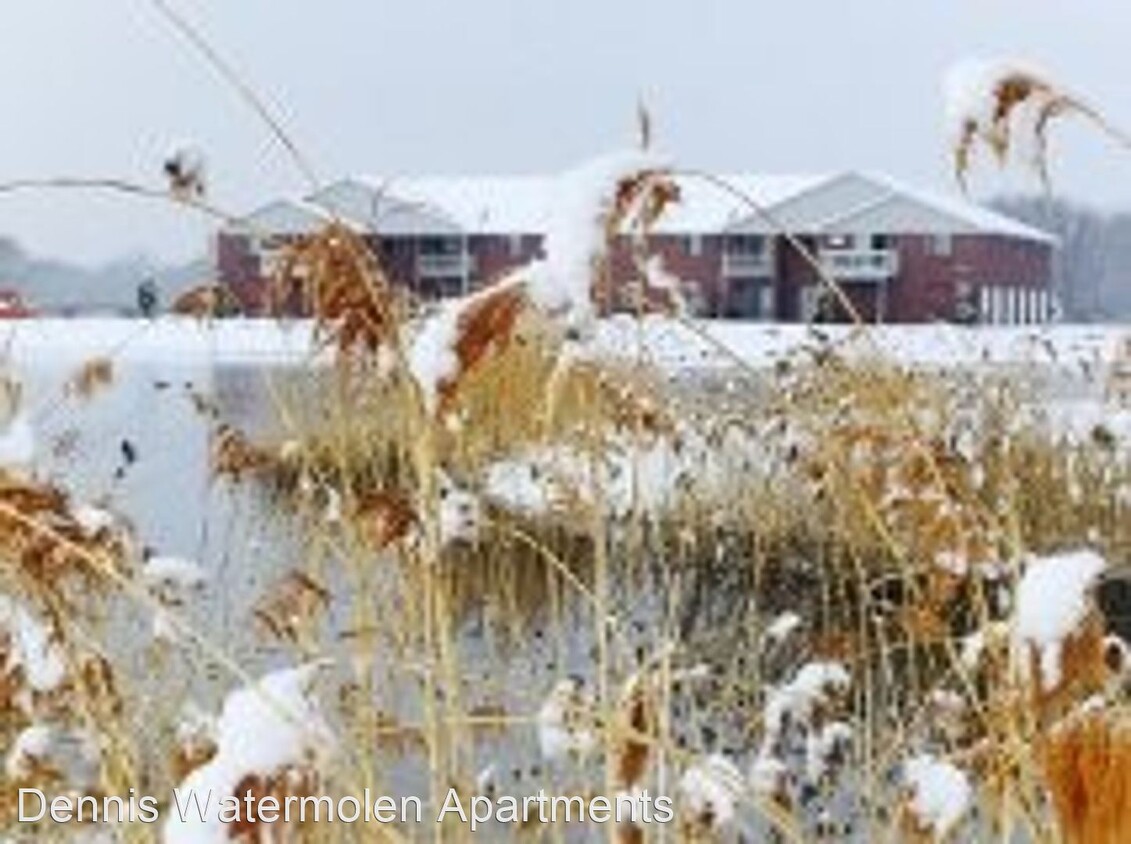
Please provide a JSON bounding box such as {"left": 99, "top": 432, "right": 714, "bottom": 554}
{"left": 275, "top": 222, "right": 399, "bottom": 355}
{"left": 66, "top": 357, "right": 114, "bottom": 401}
{"left": 1042, "top": 708, "right": 1131, "bottom": 844}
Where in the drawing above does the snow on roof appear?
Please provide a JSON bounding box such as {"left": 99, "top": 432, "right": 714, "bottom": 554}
{"left": 658, "top": 173, "right": 828, "bottom": 233}
{"left": 312, "top": 172, "right": 827, "bottom": 235}
{"left": 861, "top": 172, "right": 1057, "bottom": 243}
{"left": 248, "top": 169, "right": 1053, "bottom": 243}
{"left": 234, "top": 198, "right": 335, "bottom": 236}
{"left": 361, "top": 174, "right": 554, "bottom": 234}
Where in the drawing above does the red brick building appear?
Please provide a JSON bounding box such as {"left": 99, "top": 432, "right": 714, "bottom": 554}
{"left": 215, "top": 171, "right": 1055, "bottom": 324}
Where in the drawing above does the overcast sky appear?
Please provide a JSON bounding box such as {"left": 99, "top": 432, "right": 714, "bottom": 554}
{"left": 1, "top": 0, "right": 1130, "bottom": 265}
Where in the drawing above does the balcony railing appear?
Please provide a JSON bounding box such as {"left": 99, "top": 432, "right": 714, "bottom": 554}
{"left": 818, "top": 249, "right": 899, "bottom": 280}
{"left": 721, "top": 252, "right": 773, "bottom": 278}
{"left": 417, "top": 252, "right": 473, "bottom": 278}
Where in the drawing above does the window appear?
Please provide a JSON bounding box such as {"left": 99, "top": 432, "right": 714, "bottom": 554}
{"left": 725, "top": 235, "right": 765, "bottom": 255}
{"left": 824, "top": 234, "right": 853, "bottom": 250}
{"left": 419, "top": 236, "right": 460, "bottom": 255}
{"left": 508, "top": 234, "right": 524, "bottom": 257}
{"left": 870, "top": 234, "right": 892, "bottom": 250}
{"left": 929, "top": 234, "right": 953, "bottom": 257}
{"left": 675, "top": 235, "right": 700, "bottom": 256}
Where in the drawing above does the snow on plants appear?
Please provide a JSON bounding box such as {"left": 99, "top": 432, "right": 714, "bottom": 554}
{"left": 164, "top": 663, "right": 333, "bottom": 843}
{"left": 678, "top": 753, "right": 745, "bottom": 829}
{"left": 1013, "top": 549, "right": 1107, "bottom": 689}
{"left": 529, "top": 150, "right": 669, "bottom": 326}
{"left": 537, "top": 677, "right": 597, "bottom": 761}
{"left": 902, "top": 754, "right": 972, "bottom": 840}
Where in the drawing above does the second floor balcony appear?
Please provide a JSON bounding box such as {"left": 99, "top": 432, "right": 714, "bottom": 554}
{"left": 819, "top": 249, "right": 899, "bottom": 280}
{"left": 417, "top": 252, "right": 473, "bottom": 278}
{"left": 721, "top": 251, "right": 773, "bottom": 278}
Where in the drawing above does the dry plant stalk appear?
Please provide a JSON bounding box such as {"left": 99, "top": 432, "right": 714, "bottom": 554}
{"left": 210, "top": 423, "right": 274, "bottom": 480}
{"left": 67, "top": 357, "right": 114, "bottom": 400}
{"left": 171, "top": 283, "right": 242, "bottom": 318}
{"left": 225, "top": 767, "right": 321, "bottom": 842}
{"left": 354, "top": 489, "right": 418, "bottom": 549}
{"left": 275, "top": 222, "right": 398, "bottom": 355}
{"left": 612, "top": 680, "right": 655, "bottom": 790}
{"left": 951, "top": 61, "right": 1110, "bottom": 187}
{"left": 434, "top": 282, "right": 530, "bottom": 415}
{"left": 0, "top": 471, "right": 127, "bottom": 592}
{"left": 253, "top": 570, "right": 332, "bottom": 643}
{"left": 1042, "top": 708, "right": 1131, "bottom": 844}
{"left": 1029, "top": 612, "right": 1112, "bottom": 724}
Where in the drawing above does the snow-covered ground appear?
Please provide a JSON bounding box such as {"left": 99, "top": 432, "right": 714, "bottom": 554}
{"left": 1, "top": 316, "right": 1128, "bottom": 373}
{"left": 0, "top": 317, "right": 320, "bottom": 367}
{"left": 585, "top": 316, "right": 1130, "bottom": 374}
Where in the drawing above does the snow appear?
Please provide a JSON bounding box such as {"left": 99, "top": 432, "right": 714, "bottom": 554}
{"left": 69, "top": 503, "right": 118, "bottom": 538}
{"left": 436, "top": 471, "right": 481, "bottom": 546}
{"left": 528, "top": 150, "right": 668, "bottom": 323}
{"left": 236, "top": 198, "right": 336, "bottom": 237}
{"left": 860, "top": 171, "right": 1056, "bottom": 243}
{"left": 0, "top": 318, "right": 1124, "bottom": 376}
{"left": 583, "top": 316, "right": 1127, "bottom": 374}
{"left": 804, "top": 720, "right": 853, "bottom": 784}
{"left": 174, "top": 700, "right": 219, "bottom": 753}
{"left": 0, "top": 596, "right": 67, "bottom": 695}
{"left": 902, "top": 754, "right": 972, "bottom": 839}
{"left": 1014, "top": 550, "right": 1107, "bottom": 689}
{"left": 142, "top": 555, "right": 207, "bottom": 591}
{"left": 4, "top": 722, "right": 53, "bottom": 779}
{"left": 481, "top": 434, "right": 700, "bottom": 521}
{"left": 763, "top": 661, "right": 851, "bottom": 744}
{"left": 0, "top": 318, "right": 320, "bottom": 367}
{"left": 405, "top": 301, "right": 461, "bottom": 415}
{"left": 164, "top": 663, "right": 333, "bottom": 844}
{"left": 749, "top": 752, "right": 789, "bottom": 798}
{"left": 763, "top": 612, "right": 802, "bottom": 646}
{"left": 537, "top": 677, "right": 597, "bottom": 761}
{"left": 678, "top": 754, "right": 745, "bottom": 828}
{"left": 310, "top": 171, "right": 823, "bottom": 237}
{"left": 0, "top": 413, "right": 34, "bottom": 468}
{"left": 483, "top": 457, "right": 556, "bottom": 517}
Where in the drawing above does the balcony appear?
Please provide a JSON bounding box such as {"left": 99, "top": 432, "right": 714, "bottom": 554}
{"left": 417, "top": 252, "right": 473, "bottom": 278}
{"left": 818, "top": 249, "right": 899, "bottom": 280}
{"left": 721, "top": 252, "right": 773, "bottom": 278}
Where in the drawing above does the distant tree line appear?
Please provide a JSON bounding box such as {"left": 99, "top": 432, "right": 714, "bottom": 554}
{"left": 991, "top": 195, "right": 1131, "bottom": 320}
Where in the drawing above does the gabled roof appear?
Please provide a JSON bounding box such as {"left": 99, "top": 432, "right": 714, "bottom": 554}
{"left": 234, "top": 198, "right": 336, "bottom": 236}
{"left": 233, "top": 168, "right": 1055, "bottom": 245}
{"left": 851, "top": 172, "right": 1056, "bottom": 243}
{"left": 304, "top": 173, "right": 828, "bottom": 236}
{"left": 735, "top": 171, "right": 1056, "bottom": 243}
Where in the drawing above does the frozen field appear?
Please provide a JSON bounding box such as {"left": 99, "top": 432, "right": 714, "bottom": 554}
{"left": 2, "top": 315, "right": 1128, "bottom": 370}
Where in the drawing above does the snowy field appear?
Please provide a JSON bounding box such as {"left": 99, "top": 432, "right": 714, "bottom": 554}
{"left": 1, "top": 316, "right": 1128, "bottom": 371}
